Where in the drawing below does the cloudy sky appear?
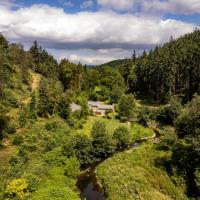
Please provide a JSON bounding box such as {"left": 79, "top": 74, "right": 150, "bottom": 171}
{"left": 0, "top": 0, "right": 199, "bottom": 65}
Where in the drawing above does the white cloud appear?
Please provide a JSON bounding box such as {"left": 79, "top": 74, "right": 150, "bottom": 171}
{"left": 0, "top": 0, "right": 19, "bottom": 8}
{"left": 97, "top": 0, "right": 200, "bottom": 15}
{"left": 141, "top": 0, "right": 200, "bottom": 15}
{"left": 0, "top": 4, "right": 198, "bottom": 64}
{"left": 53, "top": 48, "right": 132, "bottom": 65}
{"left": 97, "top": 0, "right": 135, "bottom": 11}
{"left": 0, "top": 5, "right": 196, "bottom": 46}
{"left": 63, "top": 1, "right": 74, "bottom": 8}
{"left": 80, "top": 0, "right": 93, "bottom": 9}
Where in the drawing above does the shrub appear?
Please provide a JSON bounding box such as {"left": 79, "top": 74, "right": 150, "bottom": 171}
{"left": 138, "top": 106, "right": 151, "bottom": 126}
{"left": 45, "top": 121, "right": 58, "bottom": 131}
{"left": 24, "top": 135, "right": 37, "bottom": 152}
{"left": 23, "top": 174, "right": 39, "bottom": 192}
{"left": 19, "top": 107, "right": 27, "bottom": 128}
{"left": 5, "top": 178, "right": 28, "bottom": 199}
{"left": 9, "top": 155, "right": 21, "bottom": 166}
{"left": 5, "top": 124, "right": 16, "bottom": 134}
{"left": 91, "top": 121, "right": 114, "bottom": 161}
{"left": 120, "top": 116, "right": 128, "bottom": 123}
{"left": 31, "top": 186, "right": 79, "bottom": 200}
{"left": 113, "top": 126, "right": 132, "bottom": 149}
{"left": 73, "top": 135, "right": 93, "bottom": 166}
{"left": 64, "top": 157, "right": 80, "bottom": 179}
{"left": 43, "top": 147, "right": 67, "bottom": 166}
{"left": 118, "top": 94, "right": 135, "bottom": 119}
{"left": 13, "top": 135, "right": 23, "bottom": 145}
{"left": 8, "top": 96, "right": 18, "bottom": 108}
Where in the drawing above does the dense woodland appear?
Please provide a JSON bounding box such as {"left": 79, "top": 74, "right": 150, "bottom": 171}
{"left": 0, "top": 30, "right": 200, "bottom": 200}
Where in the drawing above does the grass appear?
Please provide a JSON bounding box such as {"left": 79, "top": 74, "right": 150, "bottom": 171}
{"left": 96, "top": 143, "right": 187, "bottom": 200}
{"left": 77, "top": 116, "right": 154, "bottom": 140}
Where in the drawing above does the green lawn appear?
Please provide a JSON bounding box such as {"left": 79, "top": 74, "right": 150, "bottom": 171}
{"left": 96, "top": 143, "right": 187, "bottom": 200}
{"left": 77, "top": 116, "right": 154, "bottom": 140}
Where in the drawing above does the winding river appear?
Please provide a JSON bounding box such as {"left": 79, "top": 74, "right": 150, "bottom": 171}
{"left": 76, "top": 125, "right": 160, "bottom": 200}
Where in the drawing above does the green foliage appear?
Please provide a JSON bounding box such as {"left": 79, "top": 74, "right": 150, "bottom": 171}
{"left": 18, "top": 106, "right": 28, "bottom": 128}
{"left": 195, "top": 168, "right": 200, "bottom": 192}
{"left": 59, "top": 59, "right": 85, "bottom": 92}
{"left": 137, "top": 106, "right": 151, "bottom": 126}
{"left": 28, "top": 92, "right": 38, "bottom": 120}
{"left": 5, "top": 178, "right": 28, "bottom": 199}
{"left": 175, "top": 95, "right": 200, "bottom": 138}
{"left": 43, "top": 147, "right": 67, "bottom": 166}
{"left": 119, "top": 116, "right": 128, "bottom": 123}
{"left": 31, "top": 186, "right": 79, "bottom": 200}
{"left": 156, "top": 98, "right": 182, "bottom": 125}
{"left": 38, "top": 78, "right": 63, "bottom": 117}
{"left": 91, "top": 121, "right": 114, "bottom": 161}
{"left": 23, "top": 174, "right": 40, "bottom": 192}
{"left": 97, "top": 143, "right": 187, "bottom": 200}
{"left": 29, "top": 41, "right": 59, "bottom": 78}
{"left": 5, "top": 124, "right": 16, "bottom": 134}
{"left": 73, "top": 135, "right": 93, "bottom": 166}
{"left": 45, "top": 121, "right": 58, "bottom": 131}
{"left": 113, "top": 126, "right": 132, "bottom": 148}
{"left": 118, "top": 94, "right": 135, "bottom": 120}
{"left": 12, "top": 135, "right": 24, "bottom": 145}
{"left": 135, "top": 30, "right": 200, "bottom": 102}
{"left": 57, "top": 92, "right": 71, "bottom": 119}
{"left": 64, "top": 157, "right": 80, "bottom": 179}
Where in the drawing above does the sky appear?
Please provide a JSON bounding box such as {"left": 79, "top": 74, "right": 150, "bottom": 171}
{"left": 0, "top": 0, "right": 200, "bottom": 65}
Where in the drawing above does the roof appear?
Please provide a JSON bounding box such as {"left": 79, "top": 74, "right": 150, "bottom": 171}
{"left": 88, "top": 101, "right": 101, "bottom": 107}
{"left": 98, "top": 104, "right": 114, "bottom": 110}
{"left": 70, "top": 103, "right": 81, "bottom": 112}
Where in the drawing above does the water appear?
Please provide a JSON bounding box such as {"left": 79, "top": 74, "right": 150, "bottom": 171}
{"left": 77, "top": 167, "right": 105, "bottom": 200}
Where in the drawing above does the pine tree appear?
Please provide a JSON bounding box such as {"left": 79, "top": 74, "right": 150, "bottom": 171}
{"left": 29, "top": 92, "right": 38, "bottom": 120}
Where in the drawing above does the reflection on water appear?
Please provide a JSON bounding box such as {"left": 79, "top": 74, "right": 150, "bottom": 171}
{"left": 77, "top": 167, "right": 105, "bottom": 200}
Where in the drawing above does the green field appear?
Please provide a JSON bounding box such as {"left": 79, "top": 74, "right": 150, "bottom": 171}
{"left": 77, "top": 116, "right": 154, "bottom": 140}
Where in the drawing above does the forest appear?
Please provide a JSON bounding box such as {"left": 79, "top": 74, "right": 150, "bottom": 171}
{"left": 0, "top": 29, "right": 200, "bottom": 200}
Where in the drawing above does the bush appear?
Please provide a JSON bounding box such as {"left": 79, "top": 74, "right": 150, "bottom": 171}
{"left": 43, "top": 147, "right": 67, "bottom": 166}
{"left": 31, "top": 186, "right": 79, "bottom": 200}
{"left": 91, "top": 121, "right": 114, "bottom": 161}
{"left": 155, "top": 98, "right": 182, "bottom": 125}
{"left": 19, "top": 107, "right": 27, "bottom": 128}
{"left": 8, "top": 96, "right": 18, "bottom": 108}
{"left": 23, "top": 174, "right": 39, "bottom": 192}
{"left": 12, "top": 135, "right": 23, "bottom": 145}
{"left": 45, "top": 121, "right": 58, "bottom": 131}
{"left": 113, "top": 126, "right": 132, "bottom": 149}
{"left": 120, "top": 116, "right": 128, "bottom": 123}
{"left": 73, "top": 135, "right": 93, "bottom": 166}
{"left": 5, "top": 124, "right": 16, "bottom": 134}
{"left": 64, "top": 157, "right": 80, "bottom": 179}
{"left": 5, "top": 178, "right": 28, "bottom": 199}
{"left": 138, "top": 106, "right": 151, "bottom": 126}
{"left": 118, "top": 94, "right": 135, "bottom": 119}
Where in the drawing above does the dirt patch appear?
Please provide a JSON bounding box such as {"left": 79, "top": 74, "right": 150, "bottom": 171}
{"left": 0, "top": 139, "right": 15, "bottom": 168}
{"left": 31, "top": 73, "right": 41, "bottom": 92}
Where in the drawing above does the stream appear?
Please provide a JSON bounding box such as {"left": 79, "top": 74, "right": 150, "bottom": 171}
{"left": 77, "top": 166, "right": 105, "bottom": 200}
{"left": 76, "top": 126, "right": 160, "bottom": 200}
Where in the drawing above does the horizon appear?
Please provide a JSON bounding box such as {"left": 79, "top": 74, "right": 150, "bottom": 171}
{"left": 0, "top": 0, "right": 200, "bottom": 65}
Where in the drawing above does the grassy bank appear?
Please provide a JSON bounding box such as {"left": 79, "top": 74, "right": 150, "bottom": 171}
{"left": 96, "top": 143, "right": 187, "bottom": 200}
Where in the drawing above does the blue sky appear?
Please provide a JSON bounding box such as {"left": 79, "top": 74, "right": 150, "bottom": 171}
{"left": 0, "top": 0, "right": 200, "bottom": 64}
